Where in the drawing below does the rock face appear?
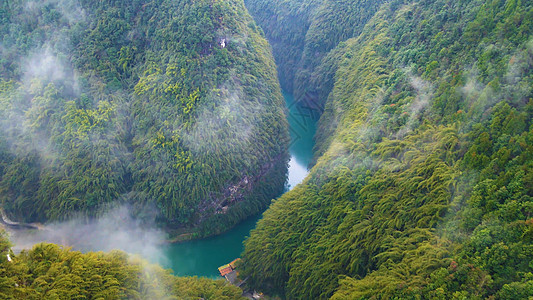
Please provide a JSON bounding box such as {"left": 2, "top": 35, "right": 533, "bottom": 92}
{"left": 0, "top": 0, "right": 289, "bottom": 237}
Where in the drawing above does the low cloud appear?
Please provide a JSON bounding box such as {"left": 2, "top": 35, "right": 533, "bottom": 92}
{"left": 22, "top": 48, "right": 68, "bottom": 86}
{"left": 6, "top": 205, "right": 168, "bottom": 266}
{"left": 396, "top": 70, "right": 433, "bottom": 137}
{"left": 25, "top": 0, "right": 86, "bottom": 25}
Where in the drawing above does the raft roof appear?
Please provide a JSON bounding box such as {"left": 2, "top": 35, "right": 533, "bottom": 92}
{"left": 219, "top": 266, "right": 233, "bottom": 276}
{"left": 229, "top": 258, "right": 241, "bottom": 269}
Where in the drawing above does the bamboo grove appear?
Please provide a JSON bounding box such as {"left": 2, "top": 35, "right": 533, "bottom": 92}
{"left": 0, "top": 0, "right": 289, "bottom": 237}
{"left": 0, "top": 230, "right": 244, "bottom": 299}
{"left": 242, "top": 0, "right": 533, "bottom": 298}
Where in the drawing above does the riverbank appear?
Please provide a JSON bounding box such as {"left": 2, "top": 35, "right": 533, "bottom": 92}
{"left": 0, "top": 209, "right": 41, "bottom": 231}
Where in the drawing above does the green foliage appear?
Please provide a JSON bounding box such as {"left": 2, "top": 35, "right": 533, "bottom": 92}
{"left": 0, "top": 230, "right": 244, "bottom": 299}
{"left": 0, "top": 0, "right": 289, "bottom": 236}
{"left": 244, "top": 0, "right": 387, "bottom": 105}
{"left": 243, "top": 0, "right": 533, "bottom": 298}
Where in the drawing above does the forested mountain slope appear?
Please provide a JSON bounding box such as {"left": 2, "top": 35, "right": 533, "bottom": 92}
{"left": 0, "top": 0, "right": 289, "bottom": 237}
{"left": 0, "top": 230, "right": 244, "bottom": 299}
{"left": 242, "top": 0, "right": 533, "bottom": 298}
{"left": 244, "top": 0, "right": 387, "bottom": 108}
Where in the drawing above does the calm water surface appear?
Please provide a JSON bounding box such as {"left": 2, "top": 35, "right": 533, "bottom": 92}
{"left": 163, "top": 92, "right": 318, "bottom": 277}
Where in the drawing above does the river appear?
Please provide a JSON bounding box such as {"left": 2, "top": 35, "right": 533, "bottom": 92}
{"left": 162, "top": 91, "right": 318, "bottom": 278}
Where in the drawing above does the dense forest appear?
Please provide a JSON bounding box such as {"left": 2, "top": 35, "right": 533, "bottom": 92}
{"left": 1, "top": 0, "right": 532, "bottom": 299}
{"left": 242, "top": 0, "right": 533, "bottom": 299}
{"left": 0, "top": 0, "right": 289, "bottom": 237}
{"left": 0, "top": 230, "right": 244, "bottom": 299}
{"left": 244, "top": 0, "right": 388, "bottom": 110}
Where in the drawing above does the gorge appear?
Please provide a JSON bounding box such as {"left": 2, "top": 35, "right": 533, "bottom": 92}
{"left": 0, "top": 0, "right": 532, "bottom": 299}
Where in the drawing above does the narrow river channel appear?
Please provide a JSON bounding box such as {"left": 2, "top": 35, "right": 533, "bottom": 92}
{"left": 163, "top": 91, "right": 318, "bottom": 278}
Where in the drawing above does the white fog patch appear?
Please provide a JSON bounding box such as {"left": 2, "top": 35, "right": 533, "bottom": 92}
{"left": 216, "top": 28, "right": 249, "bottom": 54}
{"left": 25, "top": 0, "right": 86, "bottom": 25}
{"left": 396, "top": 70, "right": 433, "bottom": 137}
{"left": 22, "top": 47, "right": 68, "bottom": 86}
{"left": 0, "top": 48, "right": 78, "bottom": 161}
{"left": 461, "top": 73, "right": 484, "bottom": 98}
{"left": 461, "top": 68, "right": 499, "bottom": 122}
{"left": 503, "top": 38, "right": 533, "bottom": 105}
{"left": 183, "top": 77, "right": 262, "bottom": 157}
{"left": 7, "top": 205, "right": 168, "bottom": 266}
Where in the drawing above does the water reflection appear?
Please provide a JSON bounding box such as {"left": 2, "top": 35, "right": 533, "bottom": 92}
{"left": 285, "top": 92, "right": 318, "bottom": 189}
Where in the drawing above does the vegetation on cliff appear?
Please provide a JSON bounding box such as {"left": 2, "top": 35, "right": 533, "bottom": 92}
{"left": 242, "top": 0, "right": 533, "bottom": 298}
{"left": 0, "top": 0, "right": 289, "bottom": 236}
{"left": 244, "top": 0, "right": 387, "bottom": 107}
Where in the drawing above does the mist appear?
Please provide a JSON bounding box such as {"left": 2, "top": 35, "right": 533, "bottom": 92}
{"left": 184, "top": 77, "right": 260, "bottom": 157}
{"left": 0, "top": 1, "right": 166, "bottom": 278}
{"left": 25, "top": 0, "right": 86, "bottom": 25}
{"left": 5, "top": 204, "right": 169, "bottom": 266}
